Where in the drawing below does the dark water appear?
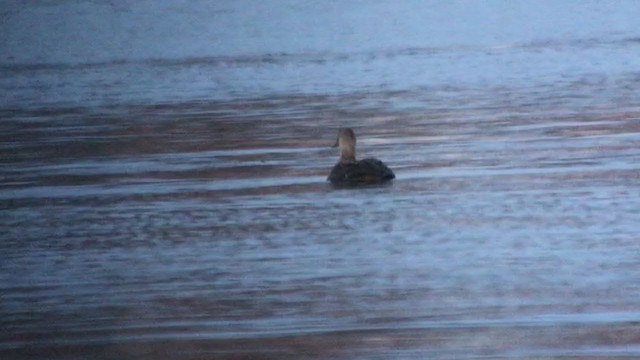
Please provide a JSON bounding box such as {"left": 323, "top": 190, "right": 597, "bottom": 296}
{"left": 3, "top": 1, "right": 640, "bottom": 359}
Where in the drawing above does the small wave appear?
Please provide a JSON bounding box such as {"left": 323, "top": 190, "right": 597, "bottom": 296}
{"left": 3, "top": 35, "right": 638, "bottom": 74}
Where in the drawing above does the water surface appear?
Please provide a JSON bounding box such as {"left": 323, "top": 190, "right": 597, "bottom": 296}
{"left": 2, "top": 1, "right": 640, "bottom": 359}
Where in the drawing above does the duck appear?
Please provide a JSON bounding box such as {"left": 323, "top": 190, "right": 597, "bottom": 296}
{"left": 327, "top": 128, "right": 395, "bottom": 186}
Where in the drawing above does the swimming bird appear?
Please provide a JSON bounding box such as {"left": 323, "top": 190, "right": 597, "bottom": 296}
{"left": 327, "top": 128, "right": 395, "bottom": 186}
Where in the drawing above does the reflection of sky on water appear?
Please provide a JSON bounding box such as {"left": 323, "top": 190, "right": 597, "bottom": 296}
{"left": 3, "top": 1, "right": 639, "bottom": 62}
{"left": 2, "top": 1, "right": 640, "bottom": 107}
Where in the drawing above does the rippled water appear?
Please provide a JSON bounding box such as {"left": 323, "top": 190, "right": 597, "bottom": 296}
{"left": 3, "top": 1, "right": 640, "bottom": 359}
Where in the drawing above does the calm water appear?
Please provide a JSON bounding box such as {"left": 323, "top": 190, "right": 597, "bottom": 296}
{"left": 2, "top": 1, "right": 640, "bottom": 359}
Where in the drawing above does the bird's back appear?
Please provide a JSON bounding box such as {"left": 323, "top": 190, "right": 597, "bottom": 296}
{"left": 328, "top": 158, "right": 395, "bottom": 186}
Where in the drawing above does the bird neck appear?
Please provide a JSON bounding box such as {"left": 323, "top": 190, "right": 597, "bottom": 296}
{"left": 339, "top": 144, "right": 356, "bottom": 163}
